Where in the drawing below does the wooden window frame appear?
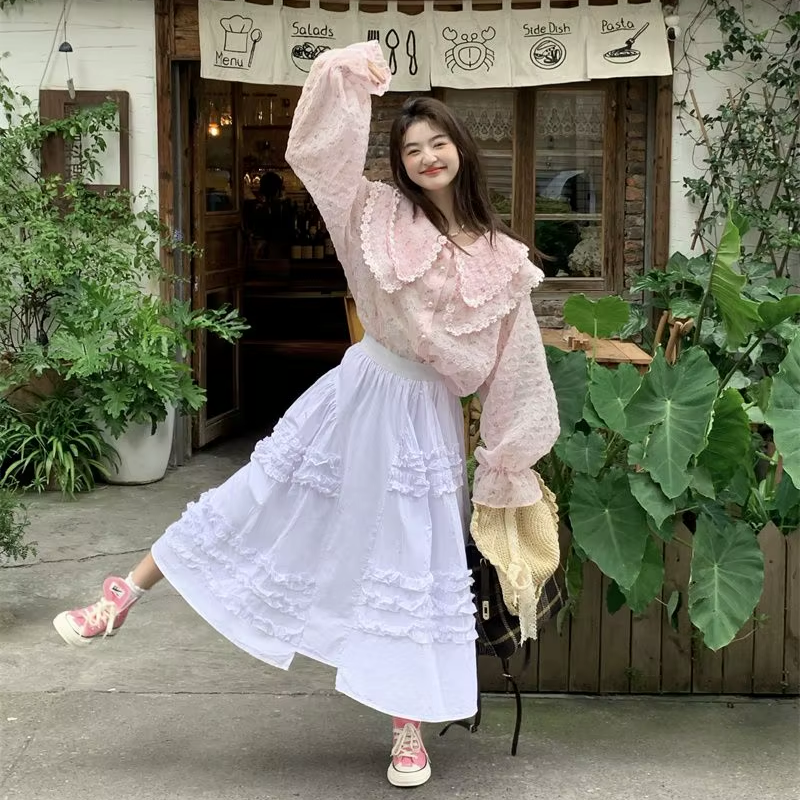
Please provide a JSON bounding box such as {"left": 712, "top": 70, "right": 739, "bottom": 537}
{"left": 39, "top": 90, "right": 131, "bottom": 193}
{"left": 514, "top": 81, "right": 626, "bottom": 296}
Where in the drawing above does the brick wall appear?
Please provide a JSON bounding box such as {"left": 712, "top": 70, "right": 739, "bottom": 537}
{"left": 624, "top": 79, "right": 648, "bottom": 290}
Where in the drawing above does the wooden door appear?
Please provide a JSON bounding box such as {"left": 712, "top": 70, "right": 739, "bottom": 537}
{"left": 191, "top": 74, "right": 245, "bottom": 447}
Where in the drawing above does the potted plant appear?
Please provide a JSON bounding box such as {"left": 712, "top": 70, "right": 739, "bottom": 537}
{"left": 0, "top": 388, "right": 118, "bottom": 493}
{"left": 35, "top": 279, "right": 247, "bottom": 484}
{"left": 0, "top": 488, "right": 35, "bottom": 564}
{"left": 0, "top": 64, "right": 247, "bottom": 487}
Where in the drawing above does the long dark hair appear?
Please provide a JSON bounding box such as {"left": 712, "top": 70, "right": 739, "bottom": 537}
{"left": 389, "top": 97, "right": 528, "bottom": 250}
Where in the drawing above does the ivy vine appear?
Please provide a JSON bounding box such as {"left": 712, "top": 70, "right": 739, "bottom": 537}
{"left": 674, "top": 0, "right": 800, "bottom": 279}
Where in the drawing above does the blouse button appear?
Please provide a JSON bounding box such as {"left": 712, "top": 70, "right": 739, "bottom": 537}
{"left": 427, "top": 300, "right": 434, "bottom": 308}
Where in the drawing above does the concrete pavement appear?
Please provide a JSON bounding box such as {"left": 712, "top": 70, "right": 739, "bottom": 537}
{"left": 2, "top": 438, "right": 798, "bottom": 800}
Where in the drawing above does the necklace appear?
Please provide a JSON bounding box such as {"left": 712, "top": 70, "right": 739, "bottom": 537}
{"left": 447, "top": 223, "right": 465, "bottom": 238}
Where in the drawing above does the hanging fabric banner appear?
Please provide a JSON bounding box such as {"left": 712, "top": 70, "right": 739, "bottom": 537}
{"left": 585, "top": 0, "right": 672, "bottom": 80}
{"left": 273, "top": 0, "right": 358, "bottom": 87}
{"left": 510, "top": 0, "right": 588, "bottom": 87}
{"left": 198, "top": 0, "right": 673, "bottom": 89}
{"left": 199, "top": 0, "right": 277, "bottom": 84}
{"left": 357, "top": 1, "right": 432, "bottom": 92}
{"left": 430, "top": 0, "right": 512, "bottom": 89}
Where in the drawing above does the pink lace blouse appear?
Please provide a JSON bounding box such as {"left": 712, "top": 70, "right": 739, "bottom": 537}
{"left": 285, "top": 41, "right": 559, "bottom": 509}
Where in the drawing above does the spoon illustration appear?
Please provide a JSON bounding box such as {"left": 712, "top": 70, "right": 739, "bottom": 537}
{"left": 385, "top": 28, "right": 400, "bottom": 74}
{"left": 249, "top": 28, "right": 262, "bottom": 68}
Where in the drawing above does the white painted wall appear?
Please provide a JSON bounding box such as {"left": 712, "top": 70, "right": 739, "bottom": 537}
{"left": 669, "top": 0, "right": 790, "bottom": 260}
{"left": 0, "top": 0, "right": 158, "bottom": 202}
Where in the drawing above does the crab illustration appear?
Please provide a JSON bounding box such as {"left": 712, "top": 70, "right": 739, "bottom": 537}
{"left": 442, "top": 26, "right": 496, "bottom": 72}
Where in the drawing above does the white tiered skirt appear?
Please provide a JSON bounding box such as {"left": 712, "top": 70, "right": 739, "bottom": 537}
{"left": 151, "top": 336, "right": 478, "bottom": 722}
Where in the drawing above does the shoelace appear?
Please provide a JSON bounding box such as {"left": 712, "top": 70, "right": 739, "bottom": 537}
{"left": 391, "top": 723, "right": 424, "bottom": 762}
{"left": 83, "top": 597, "right": 121, "bottom": 636}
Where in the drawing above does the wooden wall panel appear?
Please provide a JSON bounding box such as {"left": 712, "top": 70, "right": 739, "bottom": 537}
{"left": 753, "top": 524, "right": 788, "bottom": 693}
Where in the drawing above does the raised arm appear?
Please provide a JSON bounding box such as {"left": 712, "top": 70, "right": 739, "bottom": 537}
{"left": 472, "top": 296, "right": 560, "bottom": 509}
{"left": 285, "top": 41, "right": 390, "bottom": 241}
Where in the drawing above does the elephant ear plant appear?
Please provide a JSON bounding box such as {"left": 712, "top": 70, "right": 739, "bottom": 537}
{"left": 539, "top": 217, "right": 800, "bottom": 652}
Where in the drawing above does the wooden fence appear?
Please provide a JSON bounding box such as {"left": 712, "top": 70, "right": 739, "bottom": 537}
{"left": 480, "top": 522, "right": 800, "bottom": 695}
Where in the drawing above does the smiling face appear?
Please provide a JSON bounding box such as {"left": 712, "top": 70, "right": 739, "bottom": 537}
{"left": 400, "top": 119, "right": 460, "bottom": 195}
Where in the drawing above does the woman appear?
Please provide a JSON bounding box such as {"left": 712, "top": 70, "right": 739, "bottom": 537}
{"left": 53, "top": 41, "right": 559, "bottom": 788}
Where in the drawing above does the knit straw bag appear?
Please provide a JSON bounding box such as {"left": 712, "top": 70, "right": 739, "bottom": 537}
{"left": 470, "top": 471, "right": 562, "bottom": 643}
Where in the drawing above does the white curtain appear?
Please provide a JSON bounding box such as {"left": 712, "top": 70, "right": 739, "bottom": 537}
{"left": 272, "top": 0, "right": 357, "bottom": 87}
{"left": 429, "top": 0, "right": 513, "bottom": 89}
{"left": 585, "top": 0, "right": 672, "bottom": 80}
{"left": 199, "top": 0, "right": 278, "bottom": 84}
{"left": 510, "top": 0, "right": 589, "bottom": 87}
{"left": 356, "top": 1, "right": 432, "bottom": 92}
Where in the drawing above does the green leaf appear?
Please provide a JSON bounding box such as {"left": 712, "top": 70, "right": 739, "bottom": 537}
{"left": 697, "top": 389, "right": 752, "bottom": 490}
{"left": 628, "top": 472, "right": 676, "bottom": 528}
{"left": 707, "top": 218, "right": 762, "bottom": 348}
{"left": 624, "top": 349, "right": 719, "bottom": 498}
{"left": 689, "top": 465, "right": 716, "bottom": 499}
{"left": 670, "top": 298, "right": 700, "bottom": 319}
{"left": 546, "top": 348, "right": 588, "bottom": 438}
{"left": 758, "top": 296, "right": 800, "bottom": 331}
{"left": 563, "top": 294, "right": 631, "bottom": 338}
{"left": 562, "top": 431, "right": 607, "bottom": 477}
{"left": 582, "top": 396, "right": 606, "bottom": 429}
{"left": 666, "top": 590, "right": 681, "bottom": 631}
{"left": 622, "top": 536, "right": 664, "bottom": 613}
{"left": 606, "top": 581, "right": 626, "bottom": 614}
{"left": 569, "top": 469, "right": 650, "bottom": 589}
{"left": 688, "top": 515, "right": 764, "bottom": 651}
{"left": 765, "top": 335, "right": 800, "bottom": 488}
{"left": 589, "top": 363, "right": 643, "bottom": 435}
{"left": 565, "top": 544, "right": 584, "bottom": 602}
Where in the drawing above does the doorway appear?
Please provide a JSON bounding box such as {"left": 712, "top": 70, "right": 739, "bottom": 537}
{"left": 185, "top": 66, "right": 352, "bottom": 449}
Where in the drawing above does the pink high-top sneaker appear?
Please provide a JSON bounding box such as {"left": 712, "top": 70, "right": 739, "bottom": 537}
{"left": 53, "top": 576, "right": 141, "bottom": 647}
{"left": 387, "top": 718, "right": 431, "bottom": 788}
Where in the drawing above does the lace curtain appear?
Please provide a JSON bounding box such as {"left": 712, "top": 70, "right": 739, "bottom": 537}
{"left": 446, "top": 89, "right": 605, "bottom": 143}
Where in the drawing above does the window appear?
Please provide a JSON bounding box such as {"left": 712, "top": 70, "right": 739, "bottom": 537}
{"left": 445, "top": 90, "right": 514, "bottom": 224}
{"left": 39, "top": 90, "right": 130, "bottom": 192}
{"left": 203, "top": 81, "right": 237, "bottom": 213}
{"left": 535, "top": 88, "right": 605, "bottom": 280}
{"left": 444, "top": 82, "right": 627, "bottom": 294}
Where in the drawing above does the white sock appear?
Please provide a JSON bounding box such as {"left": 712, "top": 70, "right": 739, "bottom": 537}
{"left": 125, "top": 573, "right": 147, "bottom": 597}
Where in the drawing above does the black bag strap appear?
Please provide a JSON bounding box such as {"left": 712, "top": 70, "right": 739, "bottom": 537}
{"left": 439, "top": 653, "right": 523, "bottom": 756}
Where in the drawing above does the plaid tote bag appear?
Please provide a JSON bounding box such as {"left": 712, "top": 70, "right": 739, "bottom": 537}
{"left": 440, "top": 538, "right": 565, "bottom": 755}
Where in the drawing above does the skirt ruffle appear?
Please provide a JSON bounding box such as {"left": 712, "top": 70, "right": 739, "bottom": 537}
{"left": 152, "top": 338, "right": 477, "bottom": 722}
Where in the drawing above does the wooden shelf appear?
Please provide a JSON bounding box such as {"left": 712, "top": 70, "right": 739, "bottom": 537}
{"left": 242, "top": 124, "right": 292, "bottom": 131}
{"left": 241, "top": 339, "right": 350, "bottom": 358}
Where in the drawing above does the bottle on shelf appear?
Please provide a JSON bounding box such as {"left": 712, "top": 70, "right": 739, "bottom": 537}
{"left": 313, "top": 224, "right": 326, "bottom": 260}
{"left": 301, "top": 221, "right": 314, "bottom": 260}
{"left": 322, "top": 222, "right": 335, "bottom": 259}
{"left": 290, "top": 212, "right": 303, "bottom": 260}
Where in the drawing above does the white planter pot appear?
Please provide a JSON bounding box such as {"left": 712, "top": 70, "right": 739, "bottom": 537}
{"left": 102, "top": 406, "right": 176, "bottom": 485}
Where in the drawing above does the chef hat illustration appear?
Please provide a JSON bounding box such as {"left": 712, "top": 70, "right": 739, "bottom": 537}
{"left": 220, "top": 15, "right": 253, "bottom": 53}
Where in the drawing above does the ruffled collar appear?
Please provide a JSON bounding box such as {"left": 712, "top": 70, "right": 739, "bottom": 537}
{"left": 360, "top": 181, "right": 541, "bottom": 309}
